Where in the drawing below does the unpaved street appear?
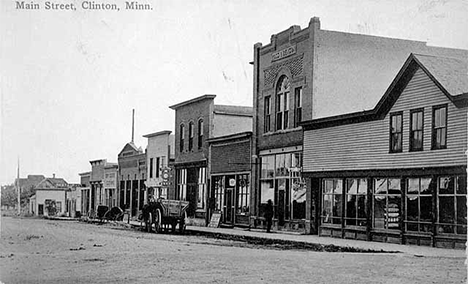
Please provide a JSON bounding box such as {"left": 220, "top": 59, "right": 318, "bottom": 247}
{"left": 0, "top": 217, "right": 465, "bottom": 284}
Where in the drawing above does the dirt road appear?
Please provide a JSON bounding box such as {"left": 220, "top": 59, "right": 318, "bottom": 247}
{"left": 0, "top": 217, "right": 465, "bottom": 284}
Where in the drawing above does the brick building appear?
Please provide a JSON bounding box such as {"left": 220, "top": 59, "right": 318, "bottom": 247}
{"left": 169, "top": 95, "right": 252, "bottom": 225}
{"left": 302, "top": 54, "right": 467, "bottom": 248}
{"left": 251, "top": 16, "right": 468, "bottom": 233}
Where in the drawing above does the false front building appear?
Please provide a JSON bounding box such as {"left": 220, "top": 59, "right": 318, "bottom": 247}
{"left": 251, "top": 16, "right": 468, "bottom": 233}
{"left": 301, "top": 54, "right": 467, "bottom": 248}
{"left": 169, "top": 95, "right": 252, "bottom": 225}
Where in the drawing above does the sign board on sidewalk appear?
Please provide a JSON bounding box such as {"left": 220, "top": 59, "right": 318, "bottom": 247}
{"left": 208, "top": 212, "right": 222, "bottom": 228}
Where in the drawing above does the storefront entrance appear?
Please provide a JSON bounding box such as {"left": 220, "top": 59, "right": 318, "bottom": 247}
{"left": 223, "top": 187, "right": 234, "bottom": 224}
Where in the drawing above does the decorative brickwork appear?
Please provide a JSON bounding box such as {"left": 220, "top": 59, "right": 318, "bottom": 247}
{"left": 263, "top": 54, "right": 304, "bottom": 87}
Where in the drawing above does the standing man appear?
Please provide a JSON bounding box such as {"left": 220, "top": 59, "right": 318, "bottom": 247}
{"left": 265, "top": 199, "right": 273, "bottom": 233}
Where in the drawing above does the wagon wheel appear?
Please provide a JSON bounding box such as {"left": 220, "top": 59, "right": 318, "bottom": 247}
{"left": 154, "top": 209, "right": 162, "bottom": 233}
{"left": 146, "top": 212, "right": 153, "bottom": 233}
{"left": 179, "top": 211, "right": 187, "bottom": 234}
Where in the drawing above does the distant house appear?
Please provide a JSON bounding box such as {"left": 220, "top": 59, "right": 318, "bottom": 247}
{"left": 31, "top": 176, "right": 69, "bottom": 216}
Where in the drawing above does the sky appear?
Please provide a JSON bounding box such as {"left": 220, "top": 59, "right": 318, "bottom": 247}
{"left": 1, "top": 0, "right": 467, "bottom": 184}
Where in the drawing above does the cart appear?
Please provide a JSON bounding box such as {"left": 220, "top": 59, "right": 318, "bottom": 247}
{"left": 143, "top": 199, "right": 189, "bottom": 234}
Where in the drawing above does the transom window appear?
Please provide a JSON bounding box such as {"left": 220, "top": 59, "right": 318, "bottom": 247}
{"left": 276, "top": 76, "right": 289, "bottom": 131}
{"left": 432, "top": 105, "right": 447, "bottom": 150}
{"left": 410, "top": 109, "right": 424, "bottom": 151}
{"left": 390, "top": 112, "right": 403, "bottom": 153}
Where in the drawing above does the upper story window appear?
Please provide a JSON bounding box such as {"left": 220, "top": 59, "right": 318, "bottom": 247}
{"left": 189, "top": 122, "right": 194, "bottom": 151}
{"left": 389, "top": 112, "right": 403, "bottom": 153}
{"left": 410, "top": 109, "right": 424, "bottom": 151}
{"left": 179, "top": 124, "right": 185, "bottom": 152}
{"left": 264, "top": 96, "right": 271, "bottom": 133}
{"left": 294, "top": 87, "right": 302, "bottom": 128}
{"left": 156, "top": 157, "right": 160, "bottom": 178}
{"left": 149, "top": 158, "right": 154, "bottom": 178}
{"left": 432, "top": 105, "right": 447, "bottom": 150}
{"left": 198, "top": 119, "right": 204, "bottom": 149}
{"left": 276, "top": 76, "right": 289, "bottom": 131}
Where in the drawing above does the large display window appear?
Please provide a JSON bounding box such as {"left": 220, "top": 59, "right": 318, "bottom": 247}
{"left": 373, "top": 178, "right": 401, "bottom": 230}
{"left": 259, "top": 152, "right": 304, "bottom": 221}
{"left": 405, "top": 177, "right": 432, "bottom": 233}
{"left": 321, "top": 179, "right": 342, "bottom": 225}
{"left": 437, "top": 176, "right": 467, "bottom": 235}
{"left": 345, "top": 178, "right": 367, "bottom": 227}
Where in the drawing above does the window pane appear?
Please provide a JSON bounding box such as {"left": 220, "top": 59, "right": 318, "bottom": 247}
{"left": 439, "top": 177, "right": 455, "bottom": 194}
{"left": 457, "top": 177, "right": 467, "bottom": 194}
{"left": 421, "top": 178, "right": 432, "bottom": 194}
{"left": 373, "top": 196, "right": 386, "bottom": 229}
{"left": 323, "top": 194, "right": 333, "bottom": 223}
{"left": 260, "top": 180, "right": 274, "bottom": 204}
{"left": 439, "top": 196, "right": 455, "bottom": 224}
{"left": 408, "top": 178, "right": 419, "bottom": 194}
{"left": 456, "top": 196, "right": 466, "bottom": 225}
{"left": 420, "top": 196, "right": 432, "bottom": 221}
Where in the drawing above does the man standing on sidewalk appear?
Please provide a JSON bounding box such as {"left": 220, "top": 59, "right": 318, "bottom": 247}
{"left": 265, "top": 199, "right": 273, "bottom": 233}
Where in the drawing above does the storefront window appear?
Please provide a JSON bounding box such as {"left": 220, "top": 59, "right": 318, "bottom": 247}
{"left": 292, "top": 177, "right": 306, "bottom": 219}
{"left": 345, "top": 179, "right": 367, "bottom": 226}
{"left": 322, "top": 179, "right": 342, "bottom": 225}
{"left": 437, "top": 176, "right": 467, "bottom": 234}
{"left": 236, "top": 174, "right": 250, "bottom": 214}
{"left": 260, "top": 152, "right": 304, "bottom": 221}
{"left": 405, "top": 178, "right": 432, "bottom": 233}
{"left": 261, "top": 155, "right": 275, "bottom": 179}
{"left": 176, "top": 169, "right": 187, "bottom": 200}
{"left": 373, "top": 178, "right": 401, "bottom": 230}
{"left": 197, "top": 167, "right": 206, "bottom": 209}
{"left": 212, "top": 176, "right": 224, "bottom": 212}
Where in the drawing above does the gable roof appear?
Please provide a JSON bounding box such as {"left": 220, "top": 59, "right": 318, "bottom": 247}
{"left": 118, "top": 142, "right": 143, "bottom": 156}
{"left": 35, "top": 177, "right": 68, "bottom": 189}
{"left": 302, "top": 53, "right": 468, "bottom": 130}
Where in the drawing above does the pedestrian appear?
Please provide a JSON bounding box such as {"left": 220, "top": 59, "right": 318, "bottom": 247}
{"left": 265, "top": 199, "right": 273, "bottom": 233}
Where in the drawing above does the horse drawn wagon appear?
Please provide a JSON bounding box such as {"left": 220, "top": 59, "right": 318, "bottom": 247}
{"left": 142, "top": 199, "right": 189, "bottom": 233}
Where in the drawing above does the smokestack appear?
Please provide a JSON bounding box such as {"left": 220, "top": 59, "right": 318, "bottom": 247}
{"left": 131, "top": 109, "right": 135, "bottom": 143}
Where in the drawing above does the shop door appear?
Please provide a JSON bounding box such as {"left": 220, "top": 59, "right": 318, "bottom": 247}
{"left": 223, "top": 188, "right": 234, "bottom": 224}
{"left": 38, "top": 204, "right": 44, "bottom": 215}
{"left": 278, "top": 189, "right": 285, "bottom": 226}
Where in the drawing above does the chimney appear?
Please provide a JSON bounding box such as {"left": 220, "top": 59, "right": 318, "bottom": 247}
{"left": 53, "top": 173, "right": 55, "bottom": 178}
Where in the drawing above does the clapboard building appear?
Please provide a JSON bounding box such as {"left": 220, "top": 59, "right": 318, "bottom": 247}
{"left": 301, "top": 54, "right": 468, "bottom": 248}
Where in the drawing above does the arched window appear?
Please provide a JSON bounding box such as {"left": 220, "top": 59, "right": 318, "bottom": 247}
{"left": 179, "top": 124, "right": 185, "bottom": 152}
{"left": 198, "top": 119, "right": 204, "bottom": 149}
{"left": 276, "top": 76, "right": 290, "bottom": 130}
{"left": 189, "top": 122, "right": 194, "bottom": 151}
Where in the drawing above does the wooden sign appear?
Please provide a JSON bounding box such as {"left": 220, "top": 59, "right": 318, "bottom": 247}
{"left": 208, "top": 212, "right": 222, "bottom": 228}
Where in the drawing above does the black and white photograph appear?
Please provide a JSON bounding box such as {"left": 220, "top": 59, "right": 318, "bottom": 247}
{"left": 1, "top": 0, "right": 467, "bottom": 283}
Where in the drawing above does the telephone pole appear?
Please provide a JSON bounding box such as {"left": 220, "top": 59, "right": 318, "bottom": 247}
{"left": 17, "top": 157, "right": 20, "bottom": 215}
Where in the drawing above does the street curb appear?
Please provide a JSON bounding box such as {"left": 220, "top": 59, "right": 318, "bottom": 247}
{"left": 185, "top": 228, "right": 400, "bottom": 253}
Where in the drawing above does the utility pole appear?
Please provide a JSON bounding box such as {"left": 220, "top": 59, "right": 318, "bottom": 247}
{"left": 131, "top": 109, "right": 135, "bottom": 143}
{"left": 17, "top": 157, "right": 20, "bottom": 215}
